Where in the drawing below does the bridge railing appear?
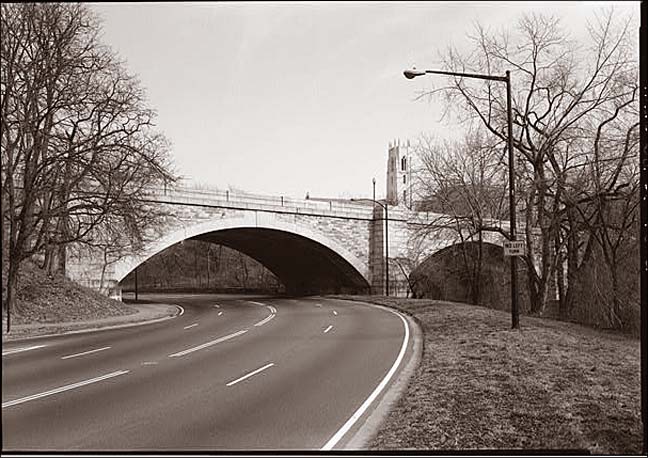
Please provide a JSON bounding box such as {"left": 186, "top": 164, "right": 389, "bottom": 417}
{"left": 147, "top": 184, "right": 378, "bottom": 220}
{"left": 144, "top": 183, "right": 525, "bottom": 231}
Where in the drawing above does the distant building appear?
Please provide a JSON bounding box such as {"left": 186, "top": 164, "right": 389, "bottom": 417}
{"left": 386, "top": 139, "right": 414, "bottom": 209}
{"left": 307, "top": 139, "right": 418, "bottom": 209}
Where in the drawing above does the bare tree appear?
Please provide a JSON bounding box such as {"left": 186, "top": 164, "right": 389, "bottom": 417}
{"left": 1, "top": 4, "right": 175, "bottom": 330}
{"left": 415, "top": 8, "right": 639, "bottom": 315}
{"left": 412, "top": 128, "right": 509, "bottom": 305}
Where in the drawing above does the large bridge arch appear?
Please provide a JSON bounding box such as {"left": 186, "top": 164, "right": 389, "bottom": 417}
{"left": 112, "top": 211, "right": 370, "bottom": 295}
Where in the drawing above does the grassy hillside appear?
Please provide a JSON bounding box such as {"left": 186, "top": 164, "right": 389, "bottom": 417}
{"left": 333, "top": 296, "right": 642, "bottom": 454}
{"left": 2, "top": 260, "right": 135, "bottom": 326}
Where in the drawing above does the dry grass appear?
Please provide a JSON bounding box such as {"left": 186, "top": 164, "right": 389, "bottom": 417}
{"left": 4, "top": 260, "right": 135, "bottom": 325}
{"left": 334, "top": 296, "right": 642, "bottom": 454}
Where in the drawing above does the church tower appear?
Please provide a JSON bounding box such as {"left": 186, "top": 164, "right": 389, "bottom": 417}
{"left": 386, "top": 139, "right": 412, "bottom": 207}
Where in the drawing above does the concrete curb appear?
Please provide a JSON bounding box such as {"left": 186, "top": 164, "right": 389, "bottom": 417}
{"left": 322, "top": 297, "right": 423, "bottom": 450}
{"left": 2, "top": 304, "right": 184, "bottom": 343}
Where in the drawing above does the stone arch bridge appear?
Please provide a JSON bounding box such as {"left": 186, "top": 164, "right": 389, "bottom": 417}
{"left": 67, "top": 185, "right": 516, "bottom": 298}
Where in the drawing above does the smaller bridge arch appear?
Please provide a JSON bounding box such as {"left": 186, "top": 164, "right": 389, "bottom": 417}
{"left": 409, "top": 239, "right": 511, "bottom": 304}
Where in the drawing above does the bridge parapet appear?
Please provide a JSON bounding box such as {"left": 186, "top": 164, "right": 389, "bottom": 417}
{"left": 150, "top": 185, "right": 376, "bottom": 220}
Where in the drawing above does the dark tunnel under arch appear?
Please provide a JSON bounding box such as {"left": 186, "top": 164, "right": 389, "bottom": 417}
{"left": 192, "top": 228, "right": 370, "bottom": 295}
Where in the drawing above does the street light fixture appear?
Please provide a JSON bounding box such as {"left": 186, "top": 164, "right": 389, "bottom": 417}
{"left": 403, "top": 67, "right": 519, "bottom": 329}
{"left": 351, "top": 197, "right": 389, "bottom": 297}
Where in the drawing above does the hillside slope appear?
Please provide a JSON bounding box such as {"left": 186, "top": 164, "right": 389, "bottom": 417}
{"left": 2, "top": 260, "right": 135, "bottom": 326}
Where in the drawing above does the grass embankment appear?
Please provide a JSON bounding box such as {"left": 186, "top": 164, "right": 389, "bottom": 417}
{"left": 334, "top": 296, "right": 642, "bottom": 454}
{"left": 2, "top": 260, "right": 135, "bottom": 329}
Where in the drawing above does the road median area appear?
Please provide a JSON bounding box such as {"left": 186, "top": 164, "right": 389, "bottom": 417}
{"left": 330, "top": 295, "right": 641, "bottom": 454}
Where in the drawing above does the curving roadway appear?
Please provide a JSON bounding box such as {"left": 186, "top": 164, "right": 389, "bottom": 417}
{"left": 1, "top": 294, "right": 415, "bottom": 451}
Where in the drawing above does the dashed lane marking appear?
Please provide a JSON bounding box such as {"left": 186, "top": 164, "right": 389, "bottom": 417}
{"left": 253, "top": 314, "right": 275, "bottom": 327}
{"left": 2, "top": 345, "right": 47, "bottom": 356}
{"left": 168, "top": 330, "right": 248, "bottom": 358}
{"left": 324, "top": 325, "right": 333, "bottom": 334}
{"left": 226, "top": 363, "right": 275, "bottom": 387}
{"left": 183, "top": 323, "right": 199, "bottom": 330}
{"left": 61, "top": 346, "right": 111, "bottom": 360}
{"left": 248, "top": 301, "right": 266, "bottom": 307}
{"left": 2, "top": 370, "right": 130, "bottom": 409}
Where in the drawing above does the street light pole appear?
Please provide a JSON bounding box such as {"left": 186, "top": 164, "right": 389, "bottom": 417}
{"left": 385, "top": 203, "right": 389, "bottom": 297}
{"left": 404, "top": 67, "right": 519, "bottom": 329}
{"left": 372, "top": 177, "right": 376, "bottom": 203}
{"left": 351, "top": 197, "right": 389, "bottom": 296}
{"left": 505, "top": 70, "right": 519, "bottom": 329}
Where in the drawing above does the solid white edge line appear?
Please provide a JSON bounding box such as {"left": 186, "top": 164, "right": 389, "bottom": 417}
{"left": 253, "top": 313, "right": 275, "bottom": 327}
{"left": 321, "top": 309, "right": 410, "bottom": 451}
{"left": 2, "top": 344, "right": 47, "bottom": 356}
{"left": 226, "top": 362, "right": 275, "bottom": 387}
{"left": 176, "top": 305, "right": 185, "bottom": 316}
{"left": 324, "top": 325, "right": 333, "bottom": 334}
{"left": 2, "top": 370, "right": 130, "bottom": 408}
{"left": 183, "top": 323, "right": 199, "bottom": 330}
{"left": 60, "top": 346, "right": 111, "bottom": 360}
{"left": 168, "top": 329, "right": 248, "bottom": 358}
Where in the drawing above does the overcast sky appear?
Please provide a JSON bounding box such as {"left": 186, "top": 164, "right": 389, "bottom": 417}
{"left": 90, "top": 1, "right": 640, "bottom": 200}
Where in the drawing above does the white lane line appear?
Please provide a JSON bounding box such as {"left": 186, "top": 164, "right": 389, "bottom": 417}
{"left": 218, "top": 311, "right": 223, "bottom": 316}
{"left": 268, "top": 305, "right": 277, "bottom": 314}
{"left": 315, "top": 303, "right": 322, "bottom": 308}
{"left": 248, "top": 301, "right": 266, "bottom": 306}
{"left": 183, "top": 323, "right": 199, "bottom": 330}
{"left": 168, "top": 330, "right": 248, "bottom": 358}
{"left": 141, "top": 361, "right": 158, "bottom": 366}
{"left": 213, "top": 304, "right": 221, "bottom": 308}
{"left": 176, "top": 305, "right": 185, "bottom": 316}
{"left": 253, "top": 314, "right": 275, "bottom": 327}
{"left": 2, "top": 344, "right": 47, "bottom": 356}
{"left": 60, "top": 346, "right": 111, "bottom": 360}
{"left": 2, "top": 370, "right": 130, "bottom": 409}
{"left": 226, "top": 363, "right": 275, "bottom": 387}
{"left": 321, "top": 310, "right": 410, "bottom": 451}
{"left": 324, "top": 325, "right": 333, "bottom": 334}
{"left": 333, "top": 310, "right": 338, "bottom": 316}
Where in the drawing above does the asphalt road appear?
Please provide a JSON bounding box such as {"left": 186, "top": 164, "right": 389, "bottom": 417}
{"left": 2, "top": 294, "right": 414, "bottom": 451}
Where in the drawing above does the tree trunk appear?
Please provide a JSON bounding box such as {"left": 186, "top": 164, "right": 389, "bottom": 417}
{"left": 57, "top": 243, "right": 66, "bottom": 275}
{"left": 5, "top": 258, "right": 20, "bottom": 333}
{"left": 556, "top": 233, "right": 567, "bottom": 318}
{"left": 475, "top": 231, "right": 483, "bottom": 305}
{"left": 610, "top": 263, "right": 621, "bottom": 328}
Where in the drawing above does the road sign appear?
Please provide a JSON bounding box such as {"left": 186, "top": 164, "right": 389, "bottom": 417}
{"left": 504, "top": 240, "right": 525, "bottom": 256}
